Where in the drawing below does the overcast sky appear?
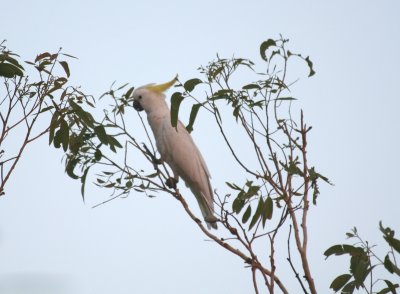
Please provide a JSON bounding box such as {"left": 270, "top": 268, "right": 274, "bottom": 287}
{"left": 1, "top": 1, "right": 399, "bottom": 293}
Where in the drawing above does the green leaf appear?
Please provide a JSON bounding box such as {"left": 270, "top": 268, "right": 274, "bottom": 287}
{"left": 262, "top": 196, "right": 273, "bottom": 227}
{"left": 377, "top": 280, "right": 399, "bottom": 294}
{"left": 145, "top": 172, "right": 159, "bottom": 178}
{"left": 65, "top": 157, "right": 80, "bottom": 180}
{"left": 94, "top": 125, "right": 109, "bottom": 145}
{"left": 330, "top": 274, "right": 352, "bottom": 292}
{"left": 68, "top": 134, "right": 79, "bottom": 154}
{"left": 260, "top": 39, "right": 276, "bottom": 62}
{"left": 55, "top": 77, "right": 68, "bottom": 86}
{"left": 124, "top": 86, "right": 135, "bottom": 99}
{"left": 341, "top": 281, "right": 356, "bottom": 294}
{"left": 380, "top": 221, "right": 394, "bottom": 237}
{"left": 94, "top": 149, "right": 102, "bottom": 161}
{"left": 104, "top": 182, "right": 115, "bottom": 188}
{"left": 49, "top": 111, "right": 60, "bottom": 145}
{"left": 186, "top": 103, "right": 201, "bottom": 133}
{"left": 35, "top": 52, "right": 51, "bottom": 62}
{"left": 324, "top": 245, "right": 344, "bottom": 257}
{"left": 211, "top": 66, "right": 223, "bottom": 80}
{"left": 384, "top": 254, "right": 400, "bottom": 276}
{"left": 170, "top": 92, "right": 184, "bottom": 129}
{"left": 39, "top": 106, "right": 54, "bottom": 114}
{"left": 45, "top": 84, "right": 62, "bottom": 97}
{"left": 49, "top": 53, "right": 58, "bottom": 60}
{"left": 0, "top": 55, "right": 24, "bottom": 70}
{"left": 249, "top": 197, "right": 264, "bottom": 230}
{"left": 81, "top": 167, "right": 90, "bottom": 201}
{"left": 61, "top": 53, "right": 78, "bottom": 59}
{"left": 184, "top": 78, "right": 202, "bottom": 92}
{"left": 324, "top": 244, "right": 362, "bottom": 258}
{"left": 53, "top": 129, "right": 62, "bottom": 148}
{"left": 116, "top": 83, "right": 129, "bottom": 90}
{"left": 350, "top": 253, "right": 369, "bottom": 284}
{"left": 380, "top": 222, "right": 400, "bottom": 254}
{"left": 378, "top": 280, "right": 399, "bottom": 294}
{"left": 384, "top": 235, "right": 400, "bottom": 254}
{"left": 107, "top": 136, "right": 123, "bottom": 152}
{"left": 108, "top": 136, "right": 122, "bottom": 148}
{"left": 233, "top": 106, "right": 240, "bottom": 121}
{"left": 0, "top": 63, "right": 24, "bottom": 78}
{"left": 226, "top": 182, "right": 242, "bottom": 191}
{"left": 59, "top": 61, "right": 70, "bottom": 77}
{"left": 59, "top": 117, "right": 69, "bottom": 152}
{"left": 275, "top": 97, "right": 297, "bottom": 101}
{"left": 232, "top": 192, "right": 245, "bottom": 214}
{"left": 245, "top": 180, "right": 253, "bottom": 187}
{"left": 242, "top": 84, "right": 261, "bottom": 90}
{"left": 246, "top": 185, "right": 260, "bottom": 199}
{"left": 242, "top": 205, "right": 252, "bottom": 224}
{"left": 96, "top": 178, "right": 105, "bottom": 184}
{"left": 283, "top": 161, "right": 303, "bottom": 177}
{"left": 69, "top": 99, "right": 95, "bottom": 128}
{"left": 210, "top": 89, "right": 234, "bottom": 101}
{"left": 305, "top": 56, "right": 316, "bottom": 77}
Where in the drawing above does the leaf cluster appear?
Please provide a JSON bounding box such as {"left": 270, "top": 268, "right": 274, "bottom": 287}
{"left": 164, "top": 37, "right": 326, "bottom": 294}
{"left": 0, "top": 42, "right": 24, "bottom": 78}
{"left": 0, "top": 42, "right": 80, "bottom": 196}
{"left": 325, "top": 224, "right": 400, "bottom": 294}
{"left": 43, "top": 37, "right": 327, "bottom": 294}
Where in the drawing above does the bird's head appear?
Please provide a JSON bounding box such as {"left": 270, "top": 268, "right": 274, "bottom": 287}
{"left": 132, "top": 75, "right": 178, "bottom": 113}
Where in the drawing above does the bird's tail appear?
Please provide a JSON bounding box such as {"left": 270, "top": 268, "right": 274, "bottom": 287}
{"left": 193, "top": 191, "right": 218, "bottom": 230}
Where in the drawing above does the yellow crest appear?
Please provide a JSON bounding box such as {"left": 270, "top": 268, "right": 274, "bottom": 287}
{"left": 145, "top": 74, "right": 178, "bottom": 93}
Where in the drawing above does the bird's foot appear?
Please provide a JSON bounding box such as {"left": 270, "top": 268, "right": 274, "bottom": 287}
{"left": 165, "top": 177, "right": 178, "bottom": 189}
{"left": 142, "top": 144, "right": 162, "bottom": 165}
{"left": 153, "top": 157, "right": 163, "bottom": 165}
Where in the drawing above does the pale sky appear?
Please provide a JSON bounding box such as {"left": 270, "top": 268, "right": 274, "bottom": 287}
{"left": 1, "top": 1, "right": 399, "bottom": 293}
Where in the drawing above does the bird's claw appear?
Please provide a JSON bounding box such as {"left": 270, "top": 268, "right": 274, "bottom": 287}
{"left": 153, "top": 158, "right": 162, "bottom": 165}
{"left": 165, "top": 177, "right": 178, "bottom": 189}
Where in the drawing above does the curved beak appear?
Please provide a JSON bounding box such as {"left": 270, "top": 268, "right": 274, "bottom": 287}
{"left": 133, "top": 100, "right": 144, "bottom": 111}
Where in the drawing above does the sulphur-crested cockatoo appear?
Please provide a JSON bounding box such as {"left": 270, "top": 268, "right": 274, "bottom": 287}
{"left": 132, "top": 76, "right": 218, "bottom": 229}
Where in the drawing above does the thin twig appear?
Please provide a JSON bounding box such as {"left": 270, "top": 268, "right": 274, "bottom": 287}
{"left": 252, "top": 267, "right": 260, "bottom": 294}
{"left": 287, "top": 225, "right": 309, "bottom": 293}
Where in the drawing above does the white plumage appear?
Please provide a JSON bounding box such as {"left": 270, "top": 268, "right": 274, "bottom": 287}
{"left": 132, "top": 77, "right": 218, "bottom": 229}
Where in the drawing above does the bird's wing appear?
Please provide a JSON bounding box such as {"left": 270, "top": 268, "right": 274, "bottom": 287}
{"left": 157, "top": 119, "right": 216, "bottom": 226}
{"left": 160, "top": 120, "right": 210, "bottom": 189}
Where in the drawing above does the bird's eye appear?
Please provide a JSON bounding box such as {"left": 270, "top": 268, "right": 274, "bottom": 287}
{"left": 138, "top": 95, "right": 142, "bottom": 99}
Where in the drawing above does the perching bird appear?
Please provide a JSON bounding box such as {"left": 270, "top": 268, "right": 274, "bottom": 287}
{"left": 132, "top": 76, "right": 218, "bottom": 229}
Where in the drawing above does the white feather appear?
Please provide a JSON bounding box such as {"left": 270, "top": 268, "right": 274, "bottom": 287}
{"left": 133, "top": 86, "right": 218, "bottom": 229}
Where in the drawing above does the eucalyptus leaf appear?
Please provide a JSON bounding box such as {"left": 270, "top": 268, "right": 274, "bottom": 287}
{"left": 125, "top": 86, "right": 135, "bottom": 99}
{"left": 330, "top": 274, "right": 352, "bottom": 292}
{"left": 170, "top": 92, "right": 184, "bottom": 129}
{"left": 184, "top": 78, "right": 202, "bottom": 92}
{"left": 262, "top": 196, "right": 273, "bottom": 227}
{"left": 0, "top": 63, "right": 24, "bottom": 78}
{"left": 59, "top": 61, "right": 70, "bottom": 77}
{"left": 35, "top": 52, "right": 51, "bottom": 62}
{"left": 81, "top": 167, "right": 90, "bottom": 200}
{"left": 66, "top": 158, "right": 80, "bottom": 180}
{"left": 59, "top": 117, "right": 69, "bottom": 152}
{"left": 186, "top": 103, "right": 201, "bottom": 133}
{"left": 260, "top": 39, "right": 276, "bottom": 61}
{"left": 249, "top": 197, "right": 264, "bottom": 230}
{"left": 305, "top": 56, "right": 316, "bottom": 77}
{"left": 94, "top": 125, "right": 108, "bottom": 145}
{"left": 242, "top": 205, "right": 252, "bottom": 224}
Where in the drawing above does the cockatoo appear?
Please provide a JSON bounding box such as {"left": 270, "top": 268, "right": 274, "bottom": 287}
{"left": 132, "top": 76, "right": 218, "bottom": 229}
